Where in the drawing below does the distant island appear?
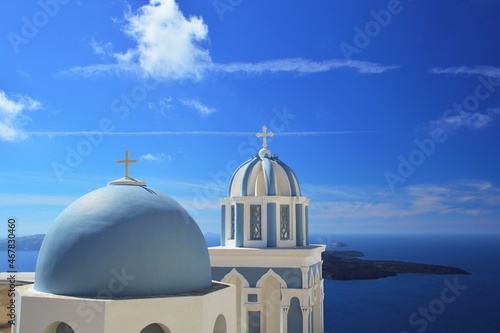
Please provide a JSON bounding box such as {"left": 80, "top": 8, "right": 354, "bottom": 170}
{"left": 331, "top": 242, "right": 349, "bottom": 248}
{"left": 322, "top": 250, "right": 470, "bottom": 280}
{"left": 0, "top": 235, "right": 470, "bottom": 280}
{"left": 0, "top": 234, "right": 45, "bottom": 251}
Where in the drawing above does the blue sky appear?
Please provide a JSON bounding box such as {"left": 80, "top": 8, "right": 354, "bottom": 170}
{"left": 1, "top": 0, "right": 499, "bottom": 237}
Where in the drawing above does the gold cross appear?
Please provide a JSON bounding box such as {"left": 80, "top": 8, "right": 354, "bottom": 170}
{"left": 256, "top": 125, "right": 274, "bottom": 149}
{"left": 117, "top": 150, "right": 137, "bottom": 178}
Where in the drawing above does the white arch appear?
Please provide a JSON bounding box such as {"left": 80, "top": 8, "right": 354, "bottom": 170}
{"left": 315, "top": 266, "right": 320, "bottom": 284}
{"left": 220, "top": 268, "right": 250, "bottom": 288}
{"left": 256, "top": 269, "right": 288, "bottom": 288}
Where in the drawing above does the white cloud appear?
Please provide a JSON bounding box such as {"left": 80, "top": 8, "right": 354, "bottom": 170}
{"left": 123, "top": 0, "right": 211, "bottom": 80}
{"left": 425, "top": 65, "right": 500, "bottom": 133}
{"left": 429, "top": 65, "right": 500, "bottom": 79}
{"left": 64, "top": 63, "right": 141, "bottom": 78}
{"left": 89, "top": 38, "right": 113, "bottom": 59}
{"left": 16, "top": 70, "right": 32, "bottom": 81}
{"left": 213, "top": 58, "right": 399, "bottom": 75}
{"left": 61, "top": 0, "right": 399, "bottom": 80}
{"left": 306, "top": 181, "right": 500, "bottom": 222}
{"left": 179, "top": 98, "right": 216, "bottom": 117}
{"left": 0, "top": 194, "right": 75, "bottom": 206}
{"left": 148, "top": 97, "right": 174, "bottom": 115}
{"left": 428, "top": 108, "right": 499, "bottom": 131}
{"left": 280, "top": 130, "right": 381, "bottom": 136}
{"left": 0, "top": 90, "right": 41, "bottom": 141}
{"left": 140, "top": 152, "right": 172, "bottom": 161}
{"left": 25, "top": 129, "right": 380, "bottom": 137}
{"left": 64, "top": 0, "right": 210, "bottom": 80}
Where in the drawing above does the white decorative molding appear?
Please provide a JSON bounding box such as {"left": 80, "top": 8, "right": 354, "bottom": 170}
{"left": 300, "top": 266, "right": 309, "bottom": 289}
{"left": 309, "top": 272, "right": 314, "bottom": 291}
{"left": 315, "top": 267, "right": 320, "bottom": 284}
{"left": 209, "top": 246, "right": 325, "bottom": 268}
{"left": 256, "top": 269, "right": 288, "bottom": 289}
{"left": 108, "top": 176, "right": 146, "bottom": 186}
{"left": 221, "top": 268, "right": 250, "bottom": 288}
{"left": 245, "top": 303, "right": 262, "bottom": 311}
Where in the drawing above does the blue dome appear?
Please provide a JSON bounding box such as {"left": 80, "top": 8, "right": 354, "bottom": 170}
{"left": 228, "top": 148, "right": 301, "bottom": 197}
{"left": 34, "top": 183, "right": 212, "bottom": 297}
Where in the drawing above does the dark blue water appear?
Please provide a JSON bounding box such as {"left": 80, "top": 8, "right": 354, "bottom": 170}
{"left": 2, "top": 234, "right": 499, "bottom": 332}
{"left": 314, "top": 234, "right": 500, "bottom": 333}
{"left": 0, "top": 250, "right": 39, "bottom": 272}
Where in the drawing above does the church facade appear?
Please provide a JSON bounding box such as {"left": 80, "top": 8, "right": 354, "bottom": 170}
{"left": 14, "top": 127, "right": 326, "bottom": 333}
{"left": 210, "top": 126, "right": 326, "bottom": 333}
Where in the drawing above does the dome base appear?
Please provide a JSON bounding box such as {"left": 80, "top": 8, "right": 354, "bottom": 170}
{"left": 108, "top": 176, "right": 146, "bottom": 186}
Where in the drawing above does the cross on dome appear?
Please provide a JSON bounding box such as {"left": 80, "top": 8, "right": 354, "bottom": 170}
{"left": 256, "top": 125, "right": 274, "bottom": 149}
{"left": 117, "top": 150, "right": 137, "bottom": 178}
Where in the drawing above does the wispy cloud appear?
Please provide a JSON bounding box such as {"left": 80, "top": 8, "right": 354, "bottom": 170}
{"left": 16, "top": 70, "right": 32, "bottom": 81}
{"left": 280, "top": 130, "right": 381, "bottom": 136}
{"left": 0, "top": 194, "right": 76, "bottom": 206}
{"left": 177, "top": 198, "right": 221, "bottom": 212}
{"left": 213, "top": 58, "right": 399, "bottom": 75}
{"left": 428, "top": 107, "right": 500, "bottom": 131}
{"left": 89, "top": 38, "right": 113, "bottom": 59}
{"left": 148, "top": 97, "right": 174, "bottom": 115}
{"left": 0, "top": 90, "right": 41, "bottom": 141}
{"left": 140, "top": 152, "right": 172, "bottom": 161}
{"left": 429, "top": 65, "right": 500, "bottom": 79}
{"left": 25, "top": 130, "right": 379, "bottom": 137}
{"left": 179, "top": 98, "right": 216, "bottom": 117}
{"left": 61, "top": 0, "right": 399, "bottom": 80}
{"left": 426, "top": 65, "right": 500, "bottom": 133}
{"left": 307, "top": 181, "right": 500, "bottom": 223}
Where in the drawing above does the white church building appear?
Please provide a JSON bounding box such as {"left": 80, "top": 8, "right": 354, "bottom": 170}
{"left": 15, "top": 126, "right": 325, "bottom": 333}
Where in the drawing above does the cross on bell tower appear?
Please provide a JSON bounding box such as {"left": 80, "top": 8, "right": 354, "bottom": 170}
{"left": 117, "top": 150, "right": 137, "bottom": 178}
{"left": 256, "top": 125, "right": 274, "bottom": 149}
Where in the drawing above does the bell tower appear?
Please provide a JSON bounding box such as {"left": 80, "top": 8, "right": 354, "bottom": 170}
{"left": 210, "top": 126, "right": 326, "bottom": 333}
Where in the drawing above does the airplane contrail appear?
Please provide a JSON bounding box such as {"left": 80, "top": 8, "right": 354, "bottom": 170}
{"left": 25, "top": 130, "right": 380, "bottom": 137}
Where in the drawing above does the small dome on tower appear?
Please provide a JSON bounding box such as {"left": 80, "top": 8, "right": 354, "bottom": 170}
{"left": 228, "top": 148, "right": 301, "bottom": 197}
{"left": 34, "top": 182, "right": 212, "bottom": 297}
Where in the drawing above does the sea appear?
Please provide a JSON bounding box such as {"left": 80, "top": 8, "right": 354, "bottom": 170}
{"left": 1, "top": 233, "right": 499, "bottom": 333}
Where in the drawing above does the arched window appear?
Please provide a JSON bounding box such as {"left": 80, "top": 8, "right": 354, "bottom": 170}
{"left": 230, "top": 205, "right": 235, "bottom": 240}
{"left": 280, "top": 205, "right": 290, "bottom": 240}
{"left": 55, "top": 322, "right": 75, "bottom": 333}
{"left": 250, "top": 205, "right": 262, "bottom": 240}
{"left": 213, "top": 314, "right": 227, "bottom": 333}
{"left": 288, "top": 297, "right": 302, "bottom": 333}
{"left": 140, "top": 323, "right": 167, "bottom": 333}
